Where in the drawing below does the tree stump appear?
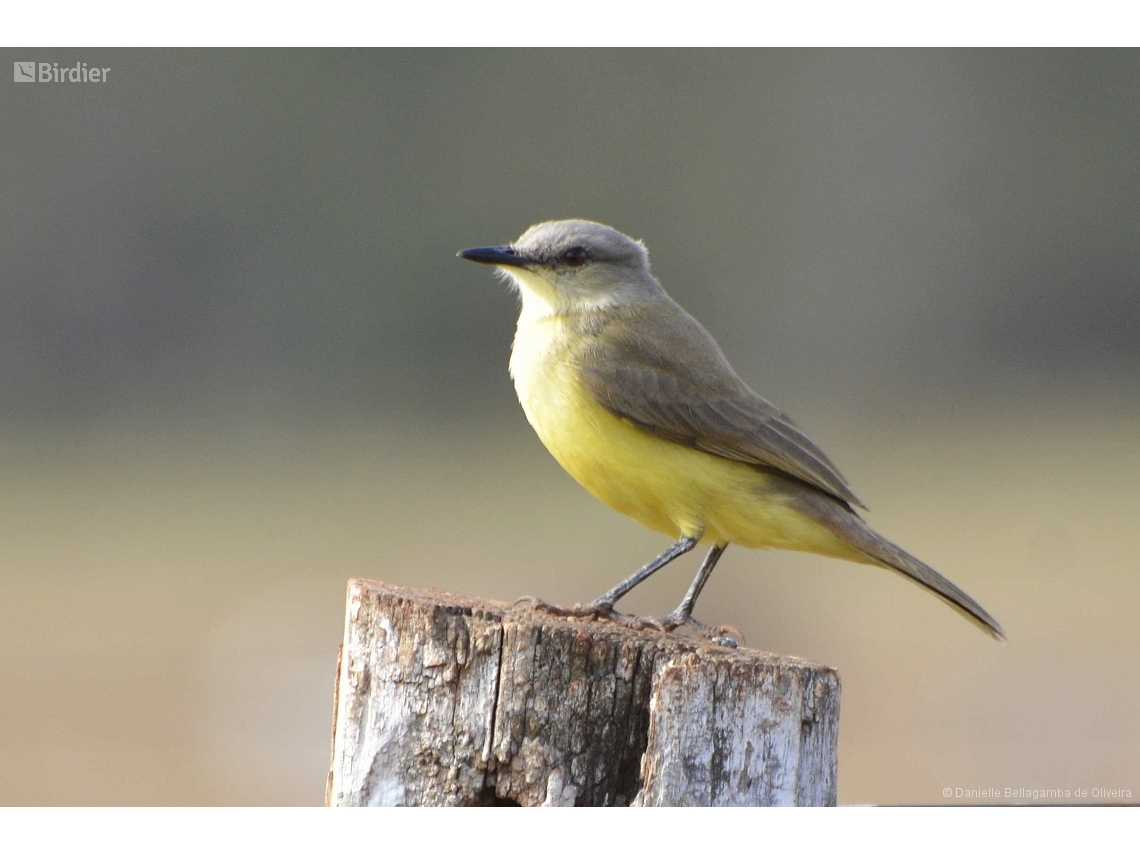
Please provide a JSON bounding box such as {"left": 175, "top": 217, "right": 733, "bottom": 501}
{"left": 327, "top": 579, "right": 841, "bottom": 807}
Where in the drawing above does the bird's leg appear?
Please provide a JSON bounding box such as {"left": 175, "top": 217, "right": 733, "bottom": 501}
{"left": 650, "top": 543, "right": 727, "bottom": 630}
{"left": 517, "top": 536, "right": 699, "bottom": 619}
{"left": 590, "top": 535, "right": 700, "bottom": 611}
{"left": 631, "top": 543, "right": 744, "bottom": 644}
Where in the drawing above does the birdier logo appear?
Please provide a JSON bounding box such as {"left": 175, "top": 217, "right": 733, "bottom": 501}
{"left": 13, "top": 61, "right": 110, "bottom": 83}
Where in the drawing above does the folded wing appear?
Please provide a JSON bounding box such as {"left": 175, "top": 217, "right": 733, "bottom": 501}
{"left": 578, "top": 303, "right": 866, "bottom": 510}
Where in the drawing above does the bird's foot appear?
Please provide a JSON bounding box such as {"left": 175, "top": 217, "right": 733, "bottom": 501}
{"left": 627, "top": 611, "right": 746, "bottom": 648}
{"left": 701, "top": 623, "right": 746, "bottom": 648}
{"left": 513, "top": 595, "right": 619, "bottom": 621}
{"left": 625, "top": 609, "right": 693, "bottom": 633}
{"left": 514, "top": 597, "right": 744, "bottom": 646}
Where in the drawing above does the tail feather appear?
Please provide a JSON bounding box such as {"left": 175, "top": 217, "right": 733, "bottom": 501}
{"left": 796, "top": 491, "right": 1006, "bottom": 640}
{"left": 844, "top": 518, "right": 1005, "bottom": 640}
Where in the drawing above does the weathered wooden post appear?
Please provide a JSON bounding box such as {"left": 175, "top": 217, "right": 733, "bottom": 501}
{"left": 327, "top": 579, "right": 841, "bottom": 806}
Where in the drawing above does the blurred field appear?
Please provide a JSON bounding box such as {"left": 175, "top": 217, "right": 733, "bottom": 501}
{"left": 2, "top": 391, "right": 1137, "bottom": 805}
{"left": 2, "top": 48, "right": 1138, "bottom": 805}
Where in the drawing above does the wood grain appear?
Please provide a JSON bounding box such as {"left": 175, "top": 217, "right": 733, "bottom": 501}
{"left": 328, "top": 579, "right": 840, "bottom": 806}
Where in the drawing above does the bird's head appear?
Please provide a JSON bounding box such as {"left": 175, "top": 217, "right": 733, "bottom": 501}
{"left": 459, "top": 219, "right": 658, "bottom": 315}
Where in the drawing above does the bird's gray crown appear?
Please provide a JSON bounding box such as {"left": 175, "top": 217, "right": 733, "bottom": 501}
{"left": 458, "top": 219, "right": 662, "bottom": 315}
{"left": 514, "top": 219, "right": 649, "bottom": 272}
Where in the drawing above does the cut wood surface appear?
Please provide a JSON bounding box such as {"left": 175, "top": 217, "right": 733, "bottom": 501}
{"left": 327, "top": 579, "right": 841, "bottom": 806}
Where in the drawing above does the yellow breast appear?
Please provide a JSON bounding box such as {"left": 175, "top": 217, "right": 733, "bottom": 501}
{"left": 508, "top": 311, "right": 858, "bottom": 559}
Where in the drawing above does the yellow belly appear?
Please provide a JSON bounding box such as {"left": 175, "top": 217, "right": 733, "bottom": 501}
{"left": 511, "top": 332, "right": 856, "bottom": 559}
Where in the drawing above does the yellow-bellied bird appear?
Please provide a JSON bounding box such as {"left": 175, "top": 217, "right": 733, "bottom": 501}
{"left": 459, "top": 220, "right": 1003, "bottom": 641}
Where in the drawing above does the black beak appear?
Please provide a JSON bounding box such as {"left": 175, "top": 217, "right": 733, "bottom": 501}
{"left": 457, "top": 245, "right": 532, "bottom": 268}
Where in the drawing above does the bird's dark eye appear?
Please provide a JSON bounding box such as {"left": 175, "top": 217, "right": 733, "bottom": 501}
{"left": 562, "top": 246, "right": 588, "bottom": 267}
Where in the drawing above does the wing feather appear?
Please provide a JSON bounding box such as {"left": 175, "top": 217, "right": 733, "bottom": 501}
{"left": 578, "top": 303, "right": 866, "bottom": 509}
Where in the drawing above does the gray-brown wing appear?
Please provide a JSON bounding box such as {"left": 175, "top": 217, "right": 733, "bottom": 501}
{"left": 578, "top": 306, "right": 866, "bottom": 510}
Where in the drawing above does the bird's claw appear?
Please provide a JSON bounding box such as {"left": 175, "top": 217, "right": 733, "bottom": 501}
{"left": 513, "top": 595, "right": 617, "bottom": 620}
{"left": 612, "top": 613, "right": 668, "bottom": 632}
{"left": 616, "top": 610, "right": 700, "bottom": 635}
{"left": 626, "top": 613, "right": 746, "bottom": 647}
{"left": 632, "top": 613, "right": 684, "bottom": 632}
{"left": 701, "top": 623, "right": 746, "bottom": 647}
{"left": 514, "top": 597, "right": 744, "bottom": 646}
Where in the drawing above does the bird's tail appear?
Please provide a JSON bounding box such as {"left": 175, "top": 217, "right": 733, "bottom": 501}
{"left": 796, "top": 492, "right": 1006, "bottom": 640}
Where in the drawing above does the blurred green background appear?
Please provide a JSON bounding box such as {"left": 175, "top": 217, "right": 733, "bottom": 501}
{"left": 1, "top": 49, "right": 1138, "bottom": 805}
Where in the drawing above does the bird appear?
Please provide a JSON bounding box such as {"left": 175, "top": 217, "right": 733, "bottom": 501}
{"left": 458, "top": 219, "right": 1004, "bottom": 641}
